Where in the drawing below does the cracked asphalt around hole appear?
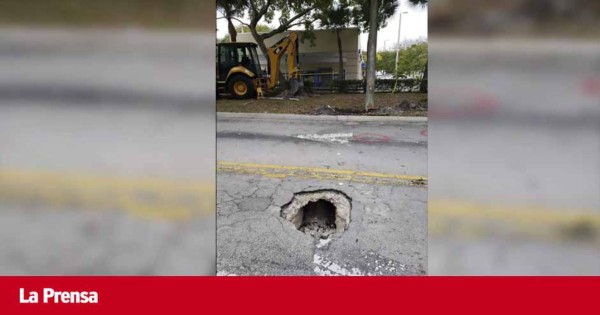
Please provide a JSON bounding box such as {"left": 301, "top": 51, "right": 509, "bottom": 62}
{"left": 217, "top": 116, "right": 428, "bottom": 275}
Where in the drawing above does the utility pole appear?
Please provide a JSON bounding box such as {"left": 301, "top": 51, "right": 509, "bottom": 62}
{"left": 392, "top": 10, "right": 408, "bottom": 93}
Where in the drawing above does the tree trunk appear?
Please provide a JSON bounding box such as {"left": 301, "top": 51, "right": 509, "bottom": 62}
{"left": 250, "top": 27, "right": 269, "bottom": 74}
{"left": 249, "top": 27, "right": 284, "bottom": 88}
{"left": 227, "top": 18, "right": 237, "bottom": 42}
{"left": 419, "top": 62, "right": 428, "bottom": 92}
{"left": 249, "top": 27, "right": 269, "bottom": 57}
{"left": 365, "top": 0, "right": 378, "bottom": 111}
{"left": 336, "top": 29, "right": 344, "bottom": 80}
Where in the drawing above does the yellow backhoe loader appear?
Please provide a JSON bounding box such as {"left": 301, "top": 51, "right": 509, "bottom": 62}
{"left": 216, "top": 31, "right": 302, "bottom": 99}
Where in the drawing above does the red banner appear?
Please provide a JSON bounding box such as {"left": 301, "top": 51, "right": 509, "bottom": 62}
{"left": 0, "top": 277, "right": 597, "bottom": 314}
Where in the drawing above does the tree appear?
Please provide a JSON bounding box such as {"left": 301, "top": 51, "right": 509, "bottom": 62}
{"left": 318, "top": 0, "right": 352, "bottom": 79}
{"left": 217, "top": 0, "right": 247, "bottom": 42}
{"left": 396, "top": 42, "right": 427, "bottom": 78}
{"left": 351, "top": 0, "right": 398, "bottom": 110}
{"left": 236, "top": 24, "right": 273, "bottom": 34}
{"left": 219, "top": 24, "right": 273, "bottom": 43}
{"left": 364, "top": 0, "right": 379, "bottom": 111}
{"left": 406, "top": 0, "right": 428, "bottom": 92}
{"left": 373, "top": 43, "right": 427, "bottom": 79}
{"left": 420, "top": 59, "right": 427, "bottom": 92}
{"left": 218, "top": 35, "right": 231, "bottom": 43}
{"left": 234, "top": 0, "right": 333, "bottom": 56}
{"left": 362, "top": 0, "right": 428, "bottom": 94}
{"left": 375, "top": 50, "right": 397, "bottom": 76}
{"left": 351, "top": 0, "right": 399, "bottom": 33}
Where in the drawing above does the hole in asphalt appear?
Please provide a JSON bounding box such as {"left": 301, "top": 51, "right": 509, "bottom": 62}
{"left": 299, "top": 200, "right": 337, "bottom": 237}
{"left": 281, "top": 190, "right": 351, "bottom": 239}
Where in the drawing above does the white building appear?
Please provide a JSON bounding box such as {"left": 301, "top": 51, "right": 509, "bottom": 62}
{"left": 236, "top": 28, "right": 363, "bottom": 84}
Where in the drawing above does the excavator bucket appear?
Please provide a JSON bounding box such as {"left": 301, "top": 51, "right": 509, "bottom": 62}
{"left": 287, "top": 78, "right": 304, "bottom": 99}
{"left": 289, "top": 78, "right": 300, "bottom": 96}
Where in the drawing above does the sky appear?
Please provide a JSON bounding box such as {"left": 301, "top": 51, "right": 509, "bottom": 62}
{"left": 216, "top": 0, "right": 428, "bottom": 51}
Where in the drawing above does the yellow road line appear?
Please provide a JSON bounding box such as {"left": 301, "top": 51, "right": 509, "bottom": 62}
{"left": 0, "top": 169, "right": 214, "bottom": 220}
{"left": 217, "top": 161, "right": 427, "bottom": 186}
{"left": 4, "top": 166, "right": 596, "bottom": 243}
{"left": 429, "top": 200, "right": 600, "bottom": 242}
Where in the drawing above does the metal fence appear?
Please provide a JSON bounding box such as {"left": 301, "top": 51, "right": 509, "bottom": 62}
{"left": 305, "top": 78, "right": 425, "bottom": 93}
{"left": 281, "top": 70, "right": 426, "bottom": 93}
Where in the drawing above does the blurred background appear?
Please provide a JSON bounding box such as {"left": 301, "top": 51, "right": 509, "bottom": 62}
{"left": 428, "top": 0, "right": 600, "bottom": 274}
{"left": 0, "top": 1, "right": 215, "bottom": 274}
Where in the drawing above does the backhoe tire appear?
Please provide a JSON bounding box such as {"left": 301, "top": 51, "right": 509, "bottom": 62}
{"left": 228, "top": 75, "right": 255, "bottom": 99}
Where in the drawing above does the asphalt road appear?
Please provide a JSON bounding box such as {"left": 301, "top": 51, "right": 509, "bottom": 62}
{"left": 0, "top": 28, "right": 216, "bottom": 275}
{"left": 217, "top": 115, "right": 428, "bottom": 275}
{"left": 217, "top": 115, "right": 428, "bottom": 176}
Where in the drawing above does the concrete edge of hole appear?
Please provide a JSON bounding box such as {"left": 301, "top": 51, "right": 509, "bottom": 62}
{"left": 280, "top": 189, "right": 352, "bottom": 234}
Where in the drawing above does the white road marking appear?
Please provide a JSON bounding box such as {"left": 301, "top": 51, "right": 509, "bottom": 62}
{"left": 316, "top": 238, "right": 332, "bottom": 249}
{"left": 313, "top": 254, "right": 364, "bottom": 276}
{"left": 296, "top": 133, "right": 354, "bottom": 144}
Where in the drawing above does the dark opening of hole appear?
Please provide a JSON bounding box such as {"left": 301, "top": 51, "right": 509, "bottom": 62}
{"left": 299, "top": 200, "right": 336, "bottom": 233}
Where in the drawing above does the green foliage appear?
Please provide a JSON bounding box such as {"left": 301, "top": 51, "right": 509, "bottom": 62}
{"left": 235, "top": 24, "right": 273, "bottom": 33}
{"left": 351, "top": 0, "right": 399, "bottom": 32}
{"left": 218, "top": 35, "right": 231, "bottom": 43}
{"left": 221, "top": 24, "right": 273, "bottom": 44}
{"left": 407, "top": 0, "right": 428, "bottom": 6}
{"left": 322, "top": 79, "right": 422, "bottom": 93}
{"left": 246, "top": 0, "right": 333, "bottom": 37}
{"left": 374, "top": 42, "right": 427, "bottom": 78}
{"left": 217, "top": 0, "right": 247, "bottom": 18}
{"left": 318, "top": 1, "right": 353, "bottom": 76}
{"left": 303, "top": 80, "right": 314, "bottom": 93}
{"left": 395, "top": 42, "right": 427, "bottom": 78}
{"left": 318, "top": 0, "right": 352, "bottom": 30}
{"left": 375, "top": 50, "right": 397, "bottom": 75}
{"left": 334, "top": 80, "right": 349, "bottom": 93}
{"left": 235, "top": 0, "right": 334, "bottom": 53}
{"left": 374, "top": 78, "right": 422, "bottom": 92}
{"left": 217, "top": 0, "right": 248, "bottom": 42}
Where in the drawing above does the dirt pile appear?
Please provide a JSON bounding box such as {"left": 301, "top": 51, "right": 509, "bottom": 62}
{"left": 313, "top": 105, "right": 337, "bottom": 115}
{"left": 299, "top": 222, "right": 337, "bottom": 239}
{"left": 313, "top": 100, "right": 427, "bottom": 116}
{"left": 371, "top": 100, "right": 427, "bottom": 115}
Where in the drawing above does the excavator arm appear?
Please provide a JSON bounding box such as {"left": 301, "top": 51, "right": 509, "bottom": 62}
{"left": 265, "top": 31, "right": 301, "bottom": 90}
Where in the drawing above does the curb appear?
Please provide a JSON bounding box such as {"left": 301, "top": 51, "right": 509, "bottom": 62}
{"left": 217, "top": 112, "right": 428, "bottom": 122}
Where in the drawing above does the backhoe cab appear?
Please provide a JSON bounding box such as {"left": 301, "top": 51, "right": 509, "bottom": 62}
{"left": 216, "top": 31, "right": 302, "bottom": 99}
{"left": 216, "top": 42, "right": 262, "bottom": 99}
